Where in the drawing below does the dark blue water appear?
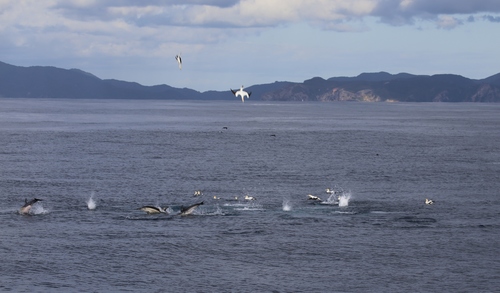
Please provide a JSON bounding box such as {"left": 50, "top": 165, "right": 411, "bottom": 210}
{"left": 1, "top": 99, "right": 499, "bottom": 292}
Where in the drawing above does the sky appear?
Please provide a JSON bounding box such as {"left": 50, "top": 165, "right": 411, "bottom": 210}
{"left": 1, "top": 0, "right": 500, "bottom": 92}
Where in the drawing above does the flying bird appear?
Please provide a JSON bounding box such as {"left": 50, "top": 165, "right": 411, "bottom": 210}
{"left": 230, "top": 86, "right": 251, "bottom": 102}
{"left": 175, "top": 53, "right": 182, "bottom": 70}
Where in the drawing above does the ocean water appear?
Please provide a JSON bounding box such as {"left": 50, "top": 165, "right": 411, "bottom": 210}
{"left": 1, "top": 99, "right": 499, "bottom": 292}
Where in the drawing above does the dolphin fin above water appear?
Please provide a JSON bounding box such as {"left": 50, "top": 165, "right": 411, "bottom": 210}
{"left": 180, "top": 201, "right": 204, "bottom": 216}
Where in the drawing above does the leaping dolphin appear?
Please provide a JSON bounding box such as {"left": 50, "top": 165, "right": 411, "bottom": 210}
{"left": 231, "top": 86, "right": 251, "bottom": 102}
{"left": 19, "top": 198, "right": 42, "bottom": 215}
{"left": 180, "top": 201, "right": 203, "bottom": 216}
{"left": 138, "top": 206, "right": 168, "bottom": 214}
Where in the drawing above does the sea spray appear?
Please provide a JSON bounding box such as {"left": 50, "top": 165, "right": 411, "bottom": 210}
{"left": 87, "top": 192, "right": 96, "bottom": 210}
{"left": 338, "top": 192, "right": 351, "bottom": 207}
{"left": 282, "top": 199, "right": 292, "bottom": 211}
{"left": 31, "top": 203, "right": 49, "bottom": 215}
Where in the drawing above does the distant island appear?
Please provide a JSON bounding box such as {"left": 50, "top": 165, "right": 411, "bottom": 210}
{"left": 1, "top": 61, "right": 499, "bottom": 102}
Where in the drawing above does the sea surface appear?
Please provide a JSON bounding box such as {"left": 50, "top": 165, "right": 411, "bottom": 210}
{"left": 1, "top": 99, "right": 499, "bottom": 292}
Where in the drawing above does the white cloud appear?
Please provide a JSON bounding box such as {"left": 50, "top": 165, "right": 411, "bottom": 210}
{"left": 436, "top": 15, "right": 462, "bottom": 29}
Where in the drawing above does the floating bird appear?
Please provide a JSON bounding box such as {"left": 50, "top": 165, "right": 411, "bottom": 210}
{"left": 180, "top": 202, "right": 204, "bottom": 216}
{"left": 138, "top": 206, "right": 168, "bottom": 214}
{"left": 244, "top": 195, "right": 256, "bottom": 201}
{"left": 230, "top": 86, "right": 251, "bottom": 102}
{"left": 19, "top": 198, "right": 42, "bottom": 215}
{"left": 193, "top": 190, "right": 203, "bottom": 197}
{"left": 325, "top": 188, "right": 335, "bottom": 194}
{"left": 307, "top": 194, "right": 322, "bottom": 201}
{"left": 175, "top": 53, "right": 182, "bottom": 70}
{"left": 425, "top": 198, "right": 434, "bottom": 205}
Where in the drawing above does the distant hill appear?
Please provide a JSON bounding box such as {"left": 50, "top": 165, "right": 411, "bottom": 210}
{"left": 261, "top": 72, "right": 500, "bottom": 102}
{"left": 0, "top": 61, "right": 209, "bottom": 100}
{"left": 1, "top": 61, "right": 499, "bottom": 102}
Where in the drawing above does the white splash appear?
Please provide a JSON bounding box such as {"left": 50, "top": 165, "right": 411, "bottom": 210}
{"left": 321, "top": 192, "right": 339, "bottom": 205}
{"left": 31, "top": 203, "right": 49, "bottom": 215}
{"left": 87, "top": 192, "right": 96, "bottom": 210}
{"left": 338, "top": 192, "right": 351, "bottom": 207}
{"left": 282, "top": 199, "right": 292, "bottom": 211}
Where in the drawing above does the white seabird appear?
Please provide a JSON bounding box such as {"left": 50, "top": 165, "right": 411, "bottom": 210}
{"left": 307, "top": 194, "right": 322, "bottom": 201}
{"left": 244, "top": 195, "right": 256, "bottom": 201}
{"left": 230, "top": 86, "right": 251, "bottom": 102}
{"left": 425, "top": 198, "right": 434, "bottom": 205}
{"left": 175, "top": 53, "right": 182, "bottom": 70}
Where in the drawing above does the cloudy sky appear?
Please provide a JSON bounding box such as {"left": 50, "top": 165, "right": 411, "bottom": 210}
{"left": 1, "top": 0, "right": 499, "bottom": 91}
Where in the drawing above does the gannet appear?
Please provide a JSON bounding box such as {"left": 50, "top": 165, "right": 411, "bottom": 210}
{"left": 230, "top": 86, "right": 251, "bottom": 102}
{"left": 307, "top": 194, "right": 321, "bottom": 201}
{"left": 425, "top": 198, "right": 434, "bottom": 205}
{"left": 175, "top": 53, "right": 182, "bottom": 70}
{"left": 325, "top": 188, "right": 335, "bottom": 194}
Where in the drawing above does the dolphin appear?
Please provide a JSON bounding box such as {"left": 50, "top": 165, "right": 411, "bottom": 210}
{"left": 138, "top": 206, "right": 168, "bottom": 214}
{"left": 19, "top": 198, "right": 42, "bottom": 215}
{"left": 179, "top": 201, "right": 203, "bottom": 216}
